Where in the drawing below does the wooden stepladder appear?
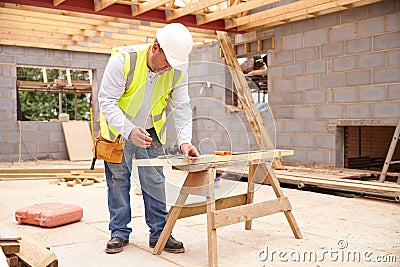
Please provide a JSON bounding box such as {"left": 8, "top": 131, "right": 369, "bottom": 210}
{"left": 216, "top": 31, "right": 283, "bottom": 171}
{"left": 379, "top": 120, "right": 400, "bottom": 183}
{"left": 145, "top": 150, "right": 303, "bottom": 267}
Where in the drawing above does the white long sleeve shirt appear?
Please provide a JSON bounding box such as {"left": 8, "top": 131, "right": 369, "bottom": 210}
{"left": 98, "top": 51, "right": 193, "bottom": 146}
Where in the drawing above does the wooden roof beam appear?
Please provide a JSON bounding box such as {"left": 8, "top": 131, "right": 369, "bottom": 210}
{"left": 171, "top": 0, "right": 188, "bottom": 8}
{"left": 165, "top": 0, "right": 226, "bottom": 22}
{"left": 229, "top": 0, "right": 247, "bottom": 18}
{"left": 116, "top": 0, "right": 140, "bottom": 6}
{"left": 197, "top": 0, "right": 280, "bottom": 26}
{"left": 309, "top": 1, "right": 351, "bottom": 16}
{"left": 228, "top": 0, "right": 361, "bottom": 30}
{"left": 53, "top": 0, "right": 67, "bottom": 6}
{"left": 226, "top": 0, "right": 334, "bottom": 29}
{"left": 4, "top": 0, "right": 235, "bottom": 32}
{"left": 131, "top": 0, "right": 172, "bottom": 16}
{"left": 94, "top": 0, "right": 118, "bottom": 12}
{"left": 247, "top": 0, "right": 382, "bottom": 31}
{"left": 229, "top": 0, "right": 241, "bottom": 6}
{"left": 1, "top": 5, "right": 217, "bottom": 40}
{"left": 235, "top": 0, "right": 383, "bottom": 31}
{"left": 315, "top": 0, "right": 383, "bottom": 17}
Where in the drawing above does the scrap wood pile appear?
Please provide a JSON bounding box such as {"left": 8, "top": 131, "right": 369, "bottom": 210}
{"left": 0, "top": 220, "right": 57, "bottom": 267}
{"left": 55, "top": 170, "right": 104, "bottom": 187}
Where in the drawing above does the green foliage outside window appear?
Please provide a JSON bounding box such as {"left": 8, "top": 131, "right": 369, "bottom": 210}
{"left": 17, "top": 67, "right": 91, "bottom": 121}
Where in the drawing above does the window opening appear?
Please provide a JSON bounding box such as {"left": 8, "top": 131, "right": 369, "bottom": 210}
{"left": 16, "top": 66, "right": 92, "bottom": 121}
{"left": 227, "top": 54, "right": 268, "bottom": 111}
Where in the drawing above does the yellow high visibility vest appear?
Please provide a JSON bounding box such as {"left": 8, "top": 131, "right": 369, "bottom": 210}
{"left": 99, "top": 45, "right": 183, "bottom": 144}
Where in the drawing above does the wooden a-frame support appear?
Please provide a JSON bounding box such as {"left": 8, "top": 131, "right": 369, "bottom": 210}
{"left": 152, "top": 157, "right": 302, "bottom": 266}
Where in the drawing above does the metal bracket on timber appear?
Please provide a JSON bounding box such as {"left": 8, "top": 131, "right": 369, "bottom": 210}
{"left": 216, "top": 31, "right": 283, "bottom": 174}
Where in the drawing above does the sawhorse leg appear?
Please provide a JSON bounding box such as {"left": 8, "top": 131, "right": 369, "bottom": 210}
{"left": 152, "top": 192, "right": 188, "bottom": 255}
{"left": 244, "top": 161, "right": 302, "bottom": 239}
{"left": 153, "top": 168, "right": 219, "bottom": 264}
{"left": 245, "top": 163, "right": 256, "bottom": 230}
{"left": 264, "top": 162, "right": 303, "bottom": 239}
{"left": 206, "top": 168, "right": 217, "bottom": 267}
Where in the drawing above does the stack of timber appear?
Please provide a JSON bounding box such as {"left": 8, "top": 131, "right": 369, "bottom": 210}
{"left": 0, "top": 220, "right": 57, "bottom": 267}
{"left": 56, "top": 171, "right": 104, "bottom": 187}
{"left": 0, "top": 224, "right": 20, "bottom": 267}
{"left": 0, "top": 168, "right": 104, "bottom": 181}
{"left": 217, "top": 165, "right": 400, "bottom": 201}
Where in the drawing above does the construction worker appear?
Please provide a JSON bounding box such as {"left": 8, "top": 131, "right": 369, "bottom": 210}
{"left": 98, "top": 23, "right": 199, "bottom": 254}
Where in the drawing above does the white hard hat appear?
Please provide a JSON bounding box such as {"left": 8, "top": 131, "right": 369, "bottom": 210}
{"left": 156, "top": 23, "right": 193, "bottom": 71}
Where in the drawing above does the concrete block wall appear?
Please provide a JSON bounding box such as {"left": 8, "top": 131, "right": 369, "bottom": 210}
{"left": 181, "top": 1, "right": 399, "bottom": 167}
{"left": 265, "top": 0, "right": 400, "bottom": 166}
{"left": 0, "top": 45, "right": 107, "bottom": 162}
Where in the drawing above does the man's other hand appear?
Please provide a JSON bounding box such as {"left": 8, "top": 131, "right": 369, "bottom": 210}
{"left": 180, "top": 143, "right": 200, "bottom": 158}
{"left": 129, "top": 127, "right": 152, "bottom": 148}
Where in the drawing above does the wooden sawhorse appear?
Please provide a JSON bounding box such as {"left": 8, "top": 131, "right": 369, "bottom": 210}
{"left": 138, "top": 150, "right": 303, "bottom": 266}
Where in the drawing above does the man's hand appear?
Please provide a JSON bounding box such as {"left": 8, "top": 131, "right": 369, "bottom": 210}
{"left": 180, "top": 143, "right": 200, "bottom": 158}
{"left": 128, "top": 127, "right": 153, "bottom": 148}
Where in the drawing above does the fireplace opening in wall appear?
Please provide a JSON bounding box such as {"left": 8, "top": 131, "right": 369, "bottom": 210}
{"left": 344, "top": 126, "right": 400, "bottom": 174}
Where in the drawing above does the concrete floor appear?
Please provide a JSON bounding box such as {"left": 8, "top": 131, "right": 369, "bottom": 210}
{"left": 0, "top": 162, "right": 399, "bottom": 267}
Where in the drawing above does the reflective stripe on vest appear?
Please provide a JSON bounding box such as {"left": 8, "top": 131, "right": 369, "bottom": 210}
{"left": 99, "top": 45, "right": 183, "bottom": 144}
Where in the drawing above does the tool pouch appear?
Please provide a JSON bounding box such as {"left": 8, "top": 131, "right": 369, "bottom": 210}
{"left": 92, "top": 134, "right": 125, "bottom": 164}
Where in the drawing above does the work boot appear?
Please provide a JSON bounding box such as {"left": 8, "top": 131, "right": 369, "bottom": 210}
{"left": 105, "top": 236, "right": 129, "bottom": 254}
{"left": 149, "top": 236, "right": 185, "bottom": 253}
